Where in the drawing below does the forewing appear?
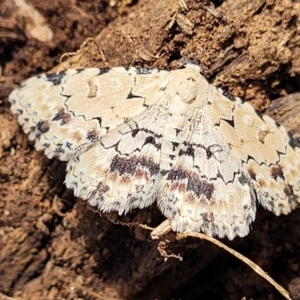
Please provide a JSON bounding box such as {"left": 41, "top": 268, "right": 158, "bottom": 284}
{"left": 9, "top": 67, "right": 169, "bottom": 160}
{"left": 226, "top": 97, "right": 300, "bottom": 215}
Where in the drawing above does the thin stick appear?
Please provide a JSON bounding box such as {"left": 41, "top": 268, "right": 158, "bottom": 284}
{"left": 177, "top": 232, "right": 291, "bottom": 300}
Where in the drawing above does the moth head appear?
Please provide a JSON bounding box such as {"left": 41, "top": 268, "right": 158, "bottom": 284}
{"left": 174, "top": 66, "right": 206, "bottom": 104}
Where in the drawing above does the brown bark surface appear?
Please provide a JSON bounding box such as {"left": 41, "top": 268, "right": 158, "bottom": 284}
{"left": 1, "top": 0, "right": 300, "bottom": 299}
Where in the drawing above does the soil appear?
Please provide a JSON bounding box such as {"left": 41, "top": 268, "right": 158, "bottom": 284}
{"left": 1, "top": 0, "right": 300, "bottom": 299}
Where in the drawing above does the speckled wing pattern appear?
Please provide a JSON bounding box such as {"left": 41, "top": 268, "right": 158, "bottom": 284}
{"left": 9, "top": 63, "right": 300, "bottom": 239}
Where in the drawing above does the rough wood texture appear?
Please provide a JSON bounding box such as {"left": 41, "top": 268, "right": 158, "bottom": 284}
{"left": 1, "top": 0, "right": 300, "bottom": 299}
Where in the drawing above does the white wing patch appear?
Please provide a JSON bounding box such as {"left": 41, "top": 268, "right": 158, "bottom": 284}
{"left": 9, "top": 63, "right": 300, "bottom": 240}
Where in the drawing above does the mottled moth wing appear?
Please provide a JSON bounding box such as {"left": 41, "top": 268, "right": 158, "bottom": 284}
{"left": 65, "top": 95, "right": 170, "bottom": 214}
{"left": 9, "top": 67, "right": 169, "bottom": 160}
{"left": 158, "top": 80, "right": 300, "bottom": 238}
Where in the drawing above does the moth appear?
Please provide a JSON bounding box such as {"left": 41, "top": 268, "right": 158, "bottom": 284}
{"left": 9, "top": 63, "right": 300, "bottom": 239}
